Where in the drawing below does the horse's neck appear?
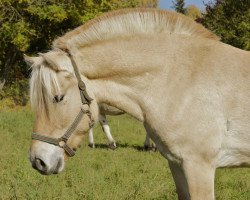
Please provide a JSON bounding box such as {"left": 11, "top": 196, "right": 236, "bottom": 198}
{"left": 78, "top": 34, "right": 174, "bottom": 121}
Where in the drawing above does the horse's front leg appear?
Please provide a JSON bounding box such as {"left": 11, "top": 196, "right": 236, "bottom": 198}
{"left": 88, "top": 128, "right": 95, "bottom": 148}
{"left": 168, "top": 160, "right": 190, "bottom": 200}
{"left": 168, "top": 159, "right": 215, "bottom": 200}
{"left": 182, "top": 159, "right": 215, "bottom": 200}
{"left": 144, "top": 121, "right": 218, "bottom": 200}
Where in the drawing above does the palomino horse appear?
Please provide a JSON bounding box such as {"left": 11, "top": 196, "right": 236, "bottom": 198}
{"left": 25, "top": 8, "right": 250, "bottom": 200}
{"left": 89, "top": 103, "right": 156, "bottom": 150}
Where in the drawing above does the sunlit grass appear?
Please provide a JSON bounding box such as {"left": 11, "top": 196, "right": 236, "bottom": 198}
{"left": 0, "top": 107, "right": 249, "bottom": 199}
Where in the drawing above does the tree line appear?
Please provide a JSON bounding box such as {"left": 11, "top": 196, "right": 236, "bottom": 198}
{"left": 173, "top": 0, "right": 249, "bottom": 50}
{"left": 0, "top": 0, "right": 249, "bottom": 105}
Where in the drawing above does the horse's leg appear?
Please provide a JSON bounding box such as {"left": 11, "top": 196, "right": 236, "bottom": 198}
{"left": 99, "top": 114, "right": 116, "bottom": 149}
{"left": 88, "top": 128, "right": 95, "bottom": 148}
{"left": 182, "top": 160, "right": 215, "bottom": 200}
{"left": 168, "top": 160, "right": 190, "bottom": 200}
{"left": 169, "top": 159, "right": 215, "bottom": 200}
{"left": 144, "top": 133, "right": 151, "bottom": 149}
{"left": 144, "top": 122, "right": 215, "bottom": 200}
{"left": 143, "top": 125, "right": 156, "bottom": 151}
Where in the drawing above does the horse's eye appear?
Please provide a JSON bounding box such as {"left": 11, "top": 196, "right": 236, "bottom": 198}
{"left": 53, "top": 95, "right": 64, "bottom": 103}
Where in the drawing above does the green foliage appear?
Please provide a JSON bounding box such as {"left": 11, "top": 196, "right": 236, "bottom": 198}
{"left": 27, "top": 5, "right": 67, "bottom": 22}
{"left": 185, "top": 5, "right": 201, "bottom": 20}
{"left": 172, "top": 0, "right": 186, "bottom": 14}
{"left": 0, "top": 0, "right": 158, "bottom": 102}
{"left": 0, "top": 79, "right": 29, "bottom": 106}
{"left": 202, "top": 0, "right": 250, "bottom": 50}
{"left": 7, "top": 21, "right": 35, "bottom": 51}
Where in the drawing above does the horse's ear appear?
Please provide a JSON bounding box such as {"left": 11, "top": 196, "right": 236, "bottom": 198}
{"left": 24, "top": 54, "right": 43, "bottom": 67}
{"left": 40, "top": 52, "right": 60, "bottom": 71}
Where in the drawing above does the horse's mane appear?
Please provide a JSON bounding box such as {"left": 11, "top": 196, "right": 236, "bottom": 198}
{"left": 53, "top": 8, "right": 219, "bottom": 50}
{"left": 30, "top": 8, "right": 219, "bottom": 116}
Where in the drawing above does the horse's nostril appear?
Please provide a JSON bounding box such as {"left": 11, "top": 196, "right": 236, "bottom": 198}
{"left": 35, "top": 158, "right": 47, "bottom": 172}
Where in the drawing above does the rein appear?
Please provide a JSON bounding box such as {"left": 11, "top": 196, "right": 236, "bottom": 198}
{"left": 32, "top": 50, "right": 94, "bottom": 157}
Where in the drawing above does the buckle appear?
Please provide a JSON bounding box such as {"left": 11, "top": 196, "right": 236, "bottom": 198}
{"left": 58, "top": 138, "right": 66, "bottom": 148}
{"left": 78, "top": 81, "right": 86, "bottom": 91}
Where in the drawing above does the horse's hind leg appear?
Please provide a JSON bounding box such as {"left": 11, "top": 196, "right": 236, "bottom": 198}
{"left": 88, "top": 128, "right": 95, "bottom": 148}
{"left": 143, "top": 133, "right": 151, "bottom": 150}
{"left": 169, "top": 159, "right": 215, "bottom": 200}
{"left": 143, "top": 126, "right": 156, "bottom": 151}
{"left": 99, "top": 114, "right": 116, "bottom": 149}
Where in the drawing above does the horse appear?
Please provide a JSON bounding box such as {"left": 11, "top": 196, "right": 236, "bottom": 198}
{"left": 89, "top": 103, "right": 156, "bottom": 150}
{"left": 25, "top": 8, "right": 250, "bottom": 200}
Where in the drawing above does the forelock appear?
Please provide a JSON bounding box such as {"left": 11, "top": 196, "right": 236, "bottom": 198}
{"left": 29, "top": 50, "right": 74, "bottom": 118}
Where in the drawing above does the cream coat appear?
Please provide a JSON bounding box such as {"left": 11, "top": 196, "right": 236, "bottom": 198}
{"left": 27, "top": 9, "right": 250, "bottom": 200}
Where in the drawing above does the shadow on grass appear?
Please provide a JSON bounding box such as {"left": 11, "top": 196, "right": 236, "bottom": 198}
{"left": 91, "top": 142, "right": 157, "bottom": 152}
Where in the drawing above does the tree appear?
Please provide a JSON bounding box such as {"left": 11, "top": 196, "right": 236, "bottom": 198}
{"left": 0, "top": 0, "right": 158, "bottom": 86}
{"left": 185, "top": 5, "right": 201, "bottom": 20}
{"left": 172, "top": 0, "right": 186, "bottom": 14}
{"left": 136, "top": 0, "right": 159, "bottom": 7}
{"left": 202, "top": 0, "right": 250, "bottom": 50}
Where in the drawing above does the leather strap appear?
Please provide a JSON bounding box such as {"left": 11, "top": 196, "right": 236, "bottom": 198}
{"left": 31, "top": 49, "right": 95, "bottom": 157}
{"left": 32, "top": 108, "right": 86, "bottom": 157}
{"left": 67, "top": 51, "right": 93, "bottom": 105}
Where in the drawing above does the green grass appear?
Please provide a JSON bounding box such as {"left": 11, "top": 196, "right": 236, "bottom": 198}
{"left": 0, "top": 107, "right": 249, "bottom": 200}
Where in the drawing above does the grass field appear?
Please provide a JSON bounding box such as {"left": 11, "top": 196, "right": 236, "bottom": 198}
{"left": 0, "top": 106, "right": 249, "bottom": 200}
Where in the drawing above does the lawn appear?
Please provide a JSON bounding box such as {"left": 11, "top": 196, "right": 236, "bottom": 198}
{"left": 0, "top": 107, "right": 249, "bottom": 199}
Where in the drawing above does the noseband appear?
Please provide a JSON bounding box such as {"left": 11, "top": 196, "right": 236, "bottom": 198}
{"left": 32, "top": 50, "right": 94, "bottom": 157}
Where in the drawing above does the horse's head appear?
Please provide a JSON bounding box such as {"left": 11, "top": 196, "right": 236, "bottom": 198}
{"left": 25, "top": 50, "right": 98, "bottom": 175}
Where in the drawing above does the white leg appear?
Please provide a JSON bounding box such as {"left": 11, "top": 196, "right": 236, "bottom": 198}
{"left": 88, "top": 128, "right": 95, "bottom": 148}
{"left": 99, "top": 114, "right": 116, "bottom": 149}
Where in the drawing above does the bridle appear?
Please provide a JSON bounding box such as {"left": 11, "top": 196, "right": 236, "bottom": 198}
{"left": 32, "top": 50, "right": 94, "bottom": 157}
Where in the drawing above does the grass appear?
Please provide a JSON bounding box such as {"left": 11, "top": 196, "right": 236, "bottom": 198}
{"left": 0, "top": 106, "right": 249, "bottom": 200}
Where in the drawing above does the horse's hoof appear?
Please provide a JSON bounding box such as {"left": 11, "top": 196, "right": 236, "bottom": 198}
{"left": 144, "top": 145, "right": 157, "bottom": 152}
{"left": 108, "top": 142, "right": 116, "bottom": 150}
{"left": 88, "top": 143, "right": 95, "bottom": 148}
